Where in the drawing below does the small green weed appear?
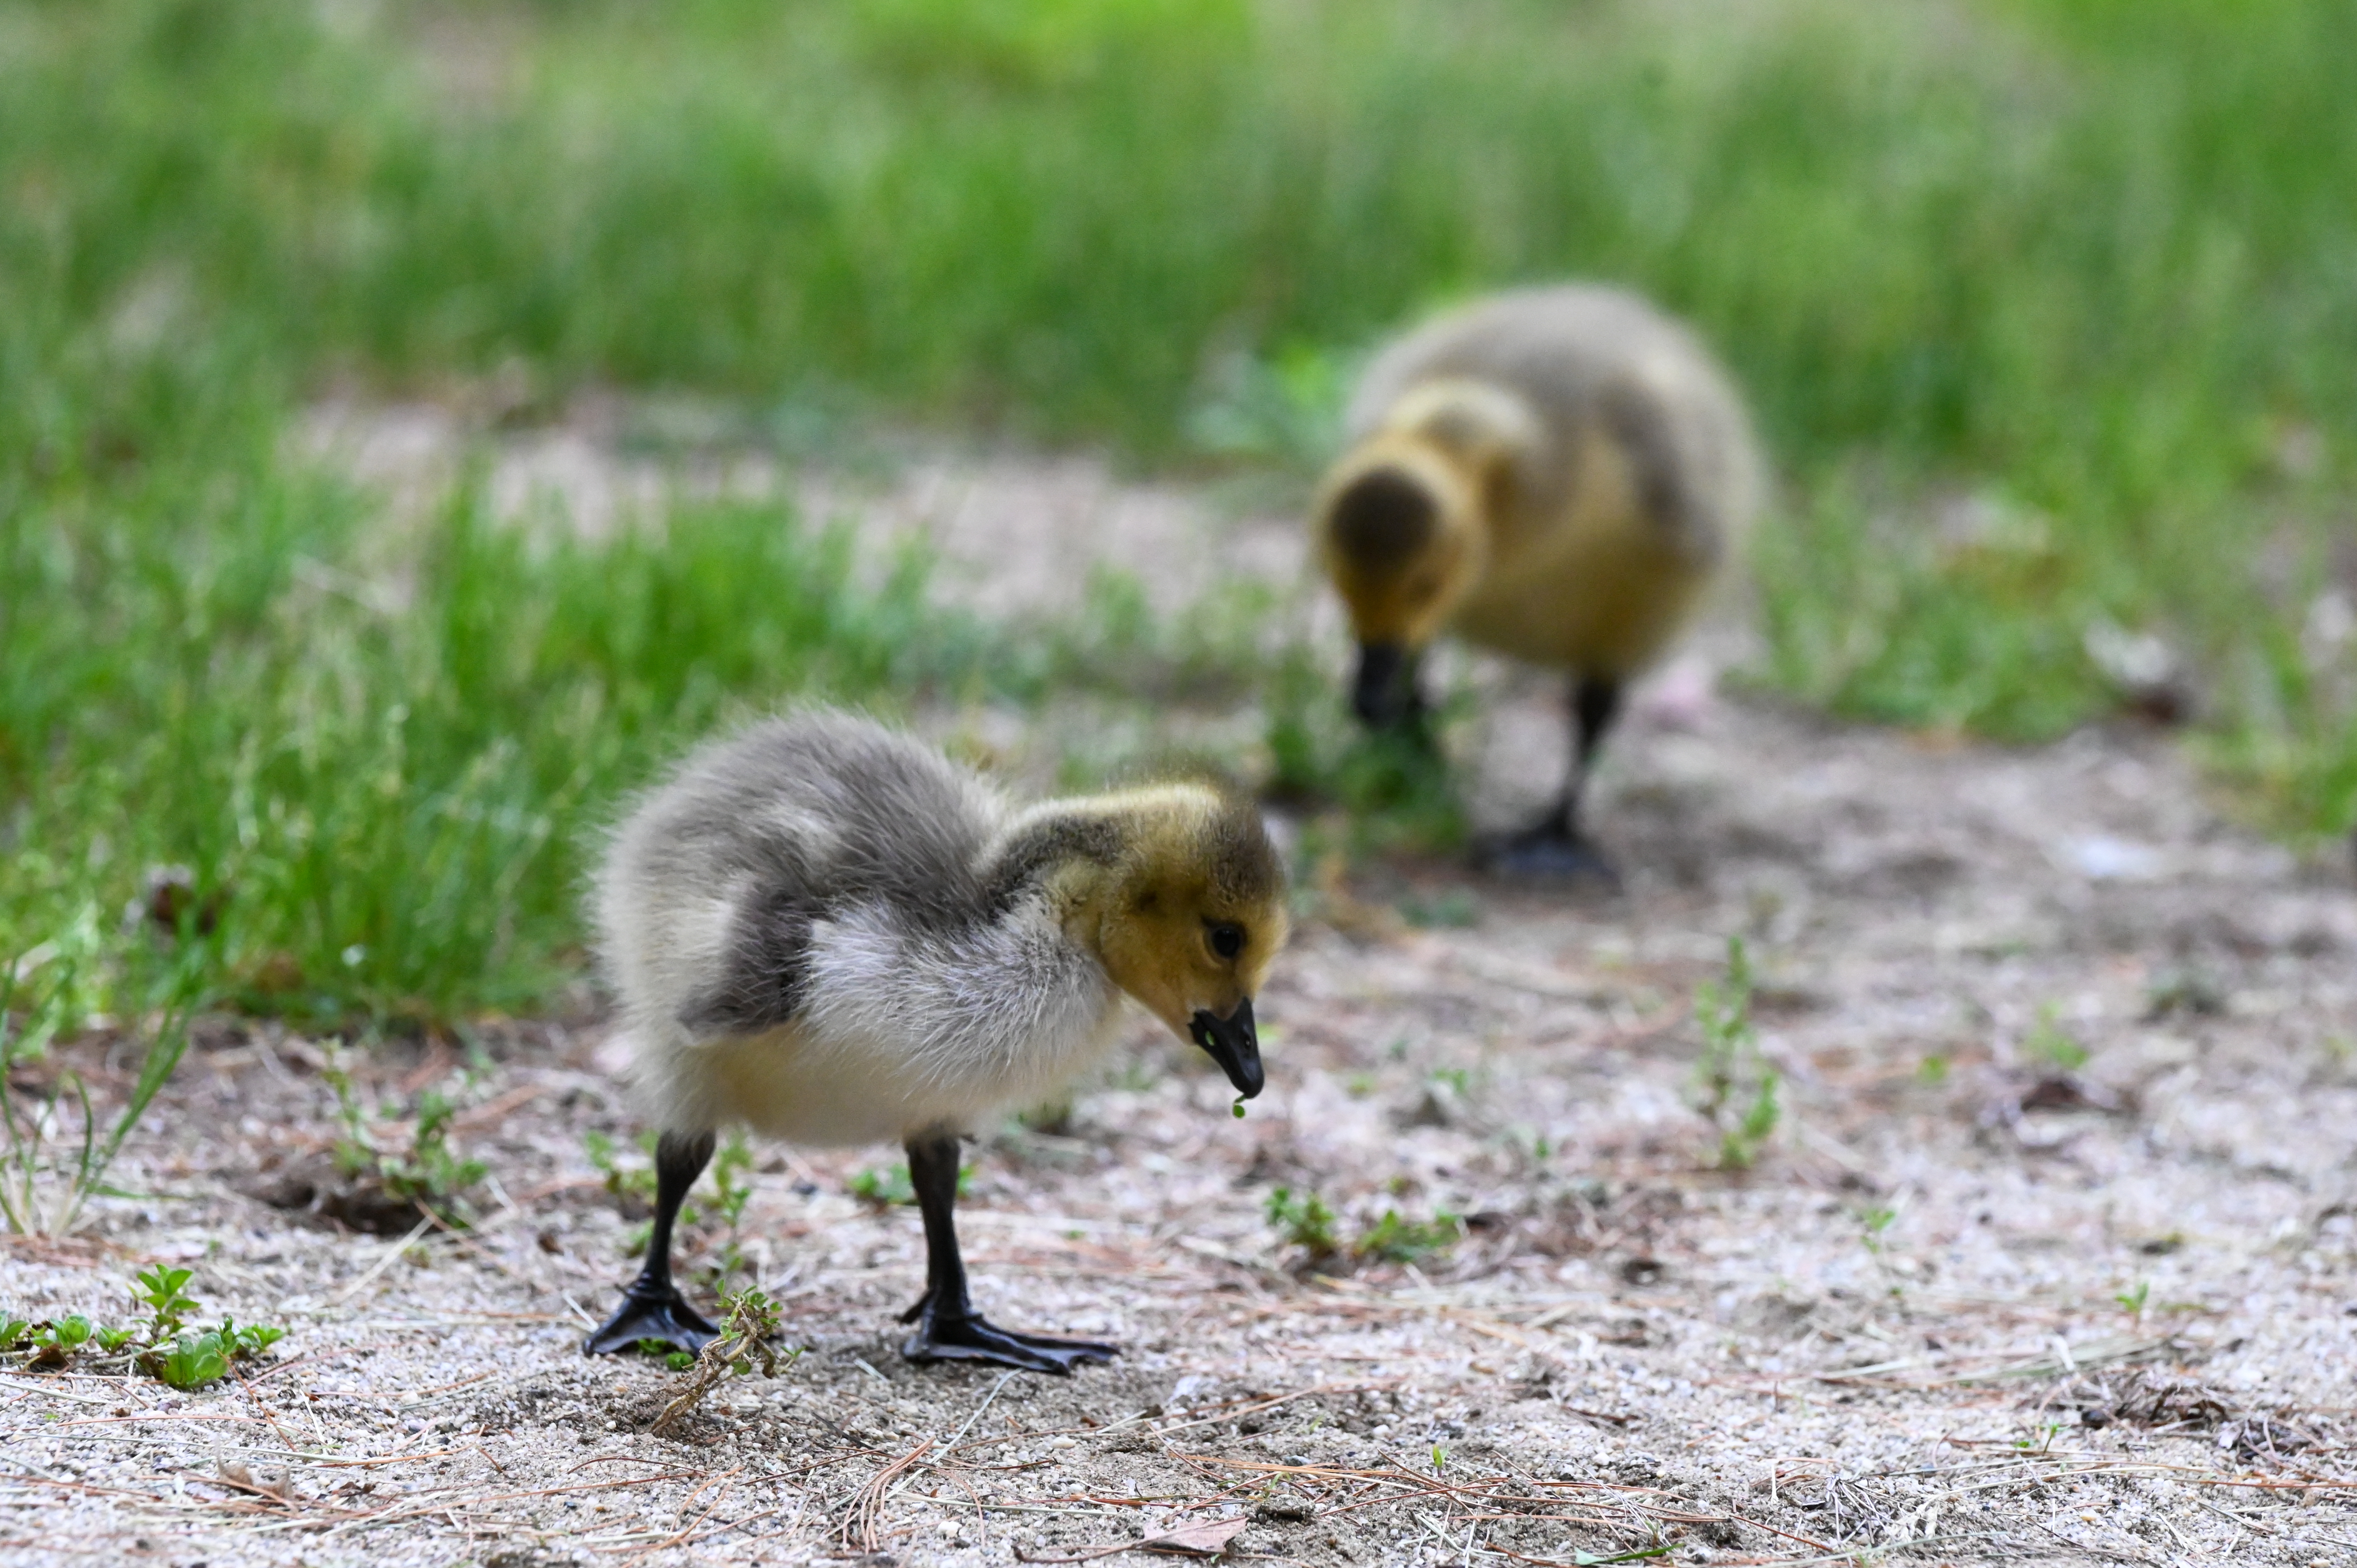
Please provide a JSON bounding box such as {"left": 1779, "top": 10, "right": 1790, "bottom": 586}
{"left": 4, "top": 1268, "right": 284, "bottom": 1390}
{"left": 154, "top": 1334, "right": 230, "bottom": 1391}
{"left": 2016, "top": 1420, "right": 2067, "bottom": 1455}
{"left": 133, "top": 1264, "right": 201, "bottom": 1339}
{"left": 847, "top": 1161, "right": 971, "bottom": 1208}
{"left": 695, "top": 1134, "right": 759, "bottom": 1292}
{"left": 2022, "top": 1005, "right": 2091, "bottom": 1071}
{"left": 1355, "top": 1209, "right": 1463, "bottom": 1266}
{"left": 709, "top": 1134, "right": 756, "bottom": 1229}
{"left": 1266, "top": 1187, "right": 1459, "bottom": 1269}
{"left": 1692, "top": 938, "right": 1781, "bottom": 1170}
{"left": 25, "top": 1315, "right": 93, "bottom": 1369}
{"left": 1266, "top": 1187, "right": 1340, "bottom": 1263}
{"left": 848, "top": 1165, "right": 915, "bottom": 1207}
{"left": 652, "top": 1287, "right": 799, "bottom": 1436}
{"left": 324, "top": 1061, "right": 487, "bottom": 1222}
{"left": 1398, "top": 889, "right": 1479, "bottom": 930}
{"left": 377, "top": 1089, "right": 489, "bottom": 1213}
{"left": 1859, "top": 1207, "right": 1899, "bottom": 1253}
{"left": 585, "top": 1130, "right": 660, "bottom": 1206}
{"left": 2115, "top": 1280, "right": 2150, "bottom": 1326}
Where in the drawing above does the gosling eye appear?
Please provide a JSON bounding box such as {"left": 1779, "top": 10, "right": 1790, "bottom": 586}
{"left": 1207, "top": 922, "right": 1246, "bottom": 961}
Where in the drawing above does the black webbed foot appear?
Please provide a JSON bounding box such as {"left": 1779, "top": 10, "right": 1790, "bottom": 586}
{"left": 584, "top": 1280, "right": 720, "bottom": 1356}
{"left": 898, "top": 1293, "right": 1115, "bottom": 1375}
{"left": 902, "top": 1314, "right": 1117, "bottom": 1375}
{"left": 1478, "top": 822, "right": 1621, "bottom": 887}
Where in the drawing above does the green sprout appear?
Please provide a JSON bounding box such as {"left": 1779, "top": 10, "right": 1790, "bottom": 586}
{"left": 1266, "top": 1187, "right": 1339, "bottom": 1261}
{"left": 585, "top": 1130, "right": 660, "bottom": 1205}
{"left": 326, "top": 1058, "right": 487, "bottom": 1221}
{"left": 1692, "top": 936, "right": 1781, "bottom": 1169}
{"left": 2023, "top": 1004, "right": 2090, "bottom": 1070}
{"left": 709, "top": 1133, "right": 756, "bottom": 1229}
{"left": 848, "top": 1161, "right": 970, "bottom": 1208}
{"left": 1354, "top": 1209, "right": 1462, "bottom": 1266}
{"left": 133, "top": 1265, "right": 200, "bottom": 1338}
{"left": 153, "top": 1332, "right": 230, "bottom": 1391}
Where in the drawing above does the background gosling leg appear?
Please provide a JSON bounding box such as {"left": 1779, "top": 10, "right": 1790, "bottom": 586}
{"left": 1485, "top": 676, "right": 1623, "bottom": 884}
{"left": 584, "top": 1129, "right": 722, "bottom": 1355}
{"left": 897, "top": 1129, "right": 1117, "bottom": 1375}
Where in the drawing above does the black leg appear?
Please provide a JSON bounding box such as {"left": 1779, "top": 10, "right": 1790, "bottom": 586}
{"left": 896, "top": 1129, "right": 1115, "bottom": 1376}
{"left": 584, "top": 1129, "right": 721, "bottom": 1356}
{"left": 1482, "top": 676, "right": 1622, "bottom": 883}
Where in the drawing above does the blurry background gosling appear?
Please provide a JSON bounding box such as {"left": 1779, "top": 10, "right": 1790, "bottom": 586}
{"left": 1313, "top": 283, "right": 1763, "bottom": 881}
{"left": 586, "top": 712, "right": 1288, "bottom": 1375}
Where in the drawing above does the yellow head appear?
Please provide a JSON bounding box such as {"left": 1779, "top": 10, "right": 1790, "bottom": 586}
{"left": 1315, "top": 438, "right": 1484, "bottom": 655}
{"left": 1025, "top": 782, "right": 1289, "bottom": 1098}
{"left": 1313, "top": 378, "right": 1532, "bottom": 724}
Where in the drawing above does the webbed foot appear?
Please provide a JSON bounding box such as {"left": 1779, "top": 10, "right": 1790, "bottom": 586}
{"left": 584, "top": 1280, "right": 719, "bottom": 1356}
{"left": 1478, "top": 823, "right": 1621, "bottom": 887}
{"left": 898, "top": 1296, "right": 1115, "bottom": 1375}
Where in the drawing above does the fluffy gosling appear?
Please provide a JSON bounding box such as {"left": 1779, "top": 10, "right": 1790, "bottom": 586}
{"left": 585, "top": 712, "right": 1288, "bottom": 1374}
{"left": 1313, "top": 283, "right": 1763, "bottom": 880}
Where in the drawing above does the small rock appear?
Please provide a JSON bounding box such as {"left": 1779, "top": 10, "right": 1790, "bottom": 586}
{"left": 1253, "top": 1498, "right": 1316, "bottom": 1524}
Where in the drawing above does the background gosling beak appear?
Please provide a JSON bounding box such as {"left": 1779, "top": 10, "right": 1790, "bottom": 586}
{"left": 1352, "top": 642, "right": 1413, "bottom": 727}
{"left": 1189, "top": 999, "right": 1264, "bottom": 1099}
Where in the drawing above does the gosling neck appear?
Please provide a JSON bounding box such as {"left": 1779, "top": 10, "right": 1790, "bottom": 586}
{"left": 980, "top": 787, "right": 1205, "bottom": 939}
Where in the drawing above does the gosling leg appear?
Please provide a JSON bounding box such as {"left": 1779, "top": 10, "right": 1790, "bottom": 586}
{"left": 584, "top": 1129, "right": 721, "bottom": 1356}
{"left": 897, "top": 1129, "right": 1115, "bottom": 1375}
{"left": 1486, "top": 675, "right": 1622, "bottom": 884}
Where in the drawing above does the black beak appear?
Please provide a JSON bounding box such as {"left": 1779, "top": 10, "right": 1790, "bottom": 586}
{"left": 1352, "top": 642, "right": 1417, "bottom": 728}
{"left": 1189, "top": 998, "right": 1264, "bottom": 1100}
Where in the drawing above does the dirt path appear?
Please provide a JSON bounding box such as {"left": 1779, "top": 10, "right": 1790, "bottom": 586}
{"left": 6, "top": 427, "right": 2356, "bottom": 1567}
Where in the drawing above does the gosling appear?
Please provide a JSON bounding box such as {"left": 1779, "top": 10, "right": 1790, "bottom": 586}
{"left": 1313, "top": 284, "right": 1763, "bottom": 880}
{"left": 584, "top": 712, "right": 1288, "bottom": 1375}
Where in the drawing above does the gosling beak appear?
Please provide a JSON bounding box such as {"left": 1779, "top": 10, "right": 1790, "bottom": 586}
{"left": 1352, "top": 642, "right": 1414, "bottom": 728}
{"left": 1189, "top": 998, "right": 1264, "bottom": 1100}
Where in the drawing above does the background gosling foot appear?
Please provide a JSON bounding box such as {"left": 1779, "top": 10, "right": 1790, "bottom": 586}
{"left": 1478, "top": 675, "right": 1624, "bottom": 884}
{"left": 1479, "top": 819, "right": 1621, "bottom": 886}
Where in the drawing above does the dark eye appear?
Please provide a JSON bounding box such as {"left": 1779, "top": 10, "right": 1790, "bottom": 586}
{"left": 1208, "top": 923, "right": 1245, "bottom": 960}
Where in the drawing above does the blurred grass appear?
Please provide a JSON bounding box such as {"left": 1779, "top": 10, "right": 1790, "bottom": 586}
{"left": 0, "top": 347, "right": 997, "bottom": 1023}
{"left": 5, "top": 0, "right": 2357, "bottom": 1023}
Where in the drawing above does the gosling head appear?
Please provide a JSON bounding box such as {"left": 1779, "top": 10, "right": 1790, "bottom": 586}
{"left": 1317, "top": 380, "right": 1537, "bottom": 727}
{"left": 1083, "top": 785, "right": 1290, "bottom": 1101}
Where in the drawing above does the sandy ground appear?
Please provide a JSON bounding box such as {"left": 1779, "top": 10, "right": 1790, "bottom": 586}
{"left": 6, "top": 418, "right": 2357, "bottom": 1568}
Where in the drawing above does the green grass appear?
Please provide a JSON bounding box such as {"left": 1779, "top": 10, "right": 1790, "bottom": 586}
{"left": 0, "top": 344, "right": 1002, "bottom": 1023}
{"left": 5, "top": 0, "right": 2357, "bottom": 1030}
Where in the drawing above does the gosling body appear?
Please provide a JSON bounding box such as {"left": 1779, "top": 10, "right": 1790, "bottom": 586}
{"left": 1316, "top": 284, "right": 1763, "bottom": 878}
{"left": 587, "top": 712, "right": 1286, "bottom": 1373}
